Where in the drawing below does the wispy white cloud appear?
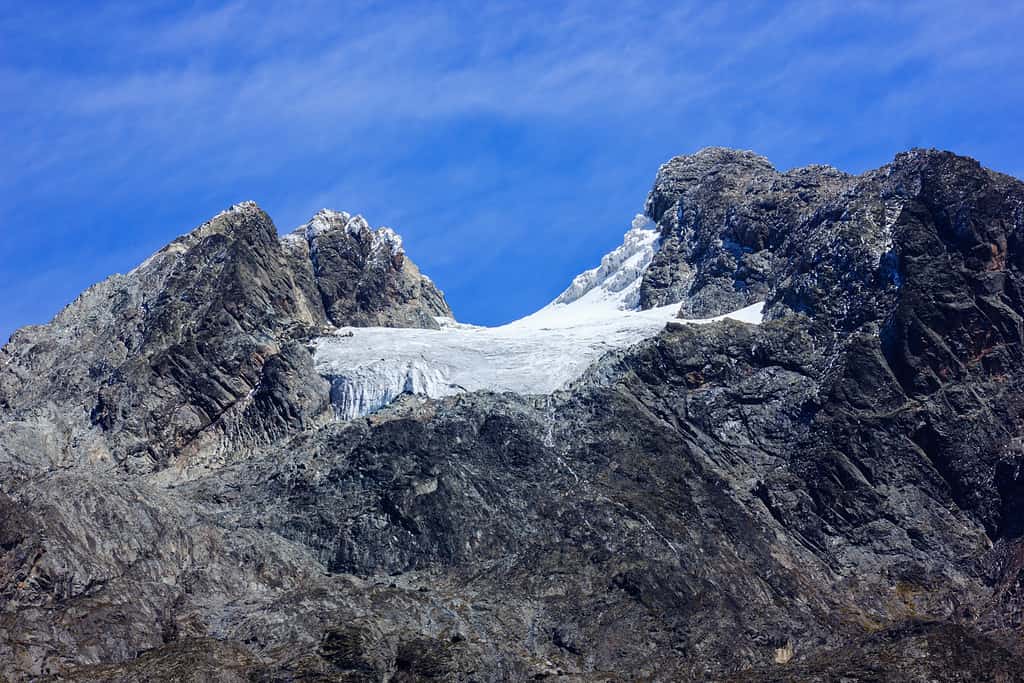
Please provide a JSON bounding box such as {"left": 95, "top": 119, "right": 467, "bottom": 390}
{"left": 4, "top": 0, "right": 1008, "bottom": 223}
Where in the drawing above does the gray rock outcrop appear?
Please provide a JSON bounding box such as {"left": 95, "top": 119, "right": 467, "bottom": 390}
{"left": 290, "top": 209, "right": 452, "bottom": 329}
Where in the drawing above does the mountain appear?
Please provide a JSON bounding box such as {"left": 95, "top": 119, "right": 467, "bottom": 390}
{"left": 2, "top": 149, "right": 1024, "bottom": 681}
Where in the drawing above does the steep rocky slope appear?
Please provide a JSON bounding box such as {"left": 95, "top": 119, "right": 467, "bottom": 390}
{"left": 0, "top": 203, "right": 449, "bottom": 475}
{"left": 285, "top": 209, "right": 452, "bottom": 330}
{"left": 2, "top": 149, "right": 1024, "bottom": 681}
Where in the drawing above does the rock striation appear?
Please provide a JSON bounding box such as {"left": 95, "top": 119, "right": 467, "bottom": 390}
{"left": 0, "top": 203, "right": 449, "bottom": 475}
{"left": 287, "top": 209, "right": 452, "bottom": 330}
{"left": 2, "top": 149, "right": 1024, "bottom": 681}
{"left": 640, "top": 147, "right": 851, "bottom": 316}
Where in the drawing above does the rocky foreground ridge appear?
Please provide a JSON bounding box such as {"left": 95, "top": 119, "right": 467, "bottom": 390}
{"left": 3, "top": 149, "right": 1024, "bottom": 681}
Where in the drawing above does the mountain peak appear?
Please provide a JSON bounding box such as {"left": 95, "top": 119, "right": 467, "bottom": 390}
{"left": 129, "top": 200, "right": 273, "bottom": 275}
{"left": 550, "top": 214, "right": 659, "bottom": 311}
{"left": 300, "top": 209, "right": 405, "bottom": 258}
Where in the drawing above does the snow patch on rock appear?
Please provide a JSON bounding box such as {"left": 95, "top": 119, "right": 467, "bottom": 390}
{"left": 303, "top": 209, "right": 350, "bottom": 240}
{"left": 302, "top": 209, "right": 404, "bottom": 257}
{"left": 279, "top": 230, "right": 308, "bottom": 255}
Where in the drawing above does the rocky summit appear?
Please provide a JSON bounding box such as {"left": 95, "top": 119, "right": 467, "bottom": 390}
{"left": 3, "top": 148, "right": 1024, "bottom": 681}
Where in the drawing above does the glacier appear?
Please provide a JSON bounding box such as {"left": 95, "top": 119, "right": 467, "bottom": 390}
{"left": 313, "top": 214, "right": 764, "bottom": 419}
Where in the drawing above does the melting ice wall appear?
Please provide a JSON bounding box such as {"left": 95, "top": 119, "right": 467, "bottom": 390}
{"left": 327, "top": 360, "right": 452, "bottom": 420}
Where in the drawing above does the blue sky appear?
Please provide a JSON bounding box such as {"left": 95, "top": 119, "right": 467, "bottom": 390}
{"left": 2, "top": 1, "right": 1023, "bottom": 341}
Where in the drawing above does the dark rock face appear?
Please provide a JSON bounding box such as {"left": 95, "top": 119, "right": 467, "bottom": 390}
{"left": 640, "top": 147, "right": 851, "bottom": 316}
{"left": 297, "top": 209, "right": 453, "bottom": 330}
{"left": 0, "top": 202, "right": 326, "bottom": 474}
{"left": 3, "top": 150, "right": 1024, "bottom": 681}
{"left": 726, "top": 621, "right": 1023, "bottom": 682}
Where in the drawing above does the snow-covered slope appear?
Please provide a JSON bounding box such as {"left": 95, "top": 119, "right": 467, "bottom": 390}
{"left": 313, "top": 215, "right": 764, "bottom": 419}
{"left": 549, "top": 214, "right": 659, "bottom": 310}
